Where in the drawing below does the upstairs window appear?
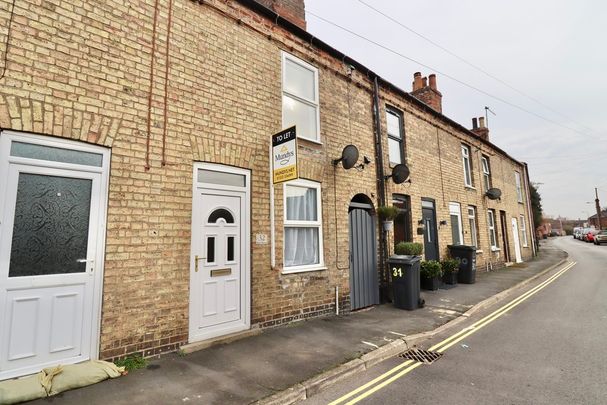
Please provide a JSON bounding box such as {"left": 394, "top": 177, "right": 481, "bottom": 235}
{"left": 481, "top": 155, "right": 491, "bottom": 192}
{"left": 515, "top": 171, "right": 523, "bottom": 203}
{"left": 461, "top": 144, "right": 473, "bottom": 187}
{"left": 282, "top": 52, "right": 320, "bottom": 142}
{"left": 386, "top": 108, "right": 404, "bottom": 165}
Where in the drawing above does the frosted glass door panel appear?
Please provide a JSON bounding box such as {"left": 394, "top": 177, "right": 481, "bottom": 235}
{"left": 9, "top": 173, "right": 92, "bottom": 277}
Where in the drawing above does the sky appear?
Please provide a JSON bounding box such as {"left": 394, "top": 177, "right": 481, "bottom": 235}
{"left": 304, "top": 0, "right": 607, "bottom": 220}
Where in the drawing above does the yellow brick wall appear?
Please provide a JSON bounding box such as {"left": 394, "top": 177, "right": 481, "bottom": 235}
{"left": 0, "top": 0, "right": 533, "bottom": 360}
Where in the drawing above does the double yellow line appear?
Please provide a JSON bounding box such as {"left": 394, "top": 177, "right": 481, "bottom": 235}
{"left": 329, "top": 260, "right": 577, "bottom": 405}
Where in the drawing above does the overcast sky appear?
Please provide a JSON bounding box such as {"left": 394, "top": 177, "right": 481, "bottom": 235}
{"left": 305, "top": 0, "right": 607, "bottom": 220}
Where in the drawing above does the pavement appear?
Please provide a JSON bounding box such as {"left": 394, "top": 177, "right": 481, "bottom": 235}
{"left": 28, "top": 240, "right": 567, "bottom": 405}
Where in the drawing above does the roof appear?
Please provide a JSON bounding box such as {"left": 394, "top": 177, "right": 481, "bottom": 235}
{"left": 588, "top": 209, "right": 607, "bottom": 219}
{"left": 233, "top": 0, "right": 527, "bottom": 168}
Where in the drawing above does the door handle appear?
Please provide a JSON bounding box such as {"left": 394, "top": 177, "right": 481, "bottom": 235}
{"left": 194, "top": 255, "right": 206, "bottom": 272}
{"left": 77, "top": 258, "right": 95, "bottom": 273}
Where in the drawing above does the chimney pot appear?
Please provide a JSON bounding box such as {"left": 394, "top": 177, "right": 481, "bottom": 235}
{"left": 429, "top": 74, "right": 437, "bottom": 90}
{"left": 479, "top": 117, "right": 485, "bottom": 128}
{"left": 422, "top": 77, "right": 427, "bottom": 87}
{"left": 413, "top": 72, "right": 423, "bottom": 91}
{"left": 472, "top": 118, "right": 478, "bottom": 129}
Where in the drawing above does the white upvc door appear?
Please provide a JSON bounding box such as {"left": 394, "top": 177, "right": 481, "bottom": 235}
{"left": 511, "top": 217, "right": 523, "bottom": 263}
{"left": 189, "top": 163, "right": 250, "bottom": 343}
{"left": 0, "top": 131, "right": 109, "bottom": 380}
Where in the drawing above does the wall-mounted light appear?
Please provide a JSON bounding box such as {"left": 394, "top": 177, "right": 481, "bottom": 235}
{"left": 439, "top": 220, "right": 448, "bottom": 226}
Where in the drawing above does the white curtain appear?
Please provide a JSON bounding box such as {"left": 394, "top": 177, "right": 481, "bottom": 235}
{"left": 284, "top": 187, "right": 319, "bottom": 267}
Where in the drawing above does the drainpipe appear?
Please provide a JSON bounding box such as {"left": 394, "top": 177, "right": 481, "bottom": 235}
{"left": 372, "top": 77, "right": 388, "bottom": 302}
{"left": 523, "top": 163, "right": 537, "bottom": 256}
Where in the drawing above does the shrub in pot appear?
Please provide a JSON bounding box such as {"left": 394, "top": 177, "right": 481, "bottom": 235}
{"left": 377, "top": 206, "right": 399, "bottom": 231}
{"left": 420, "top": 260, "right": 443, "bottom": 291}
{"left": 441, "top": 258, "right": 460, "bottom": 285}
{"left": 395, "top": 242, "right": 423, "bottom": 256}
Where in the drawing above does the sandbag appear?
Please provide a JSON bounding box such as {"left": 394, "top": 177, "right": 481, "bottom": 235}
{"left": 44, "top": 360, "right": 125, "bottom": 396}
{"left": 0, "top": 372, "right": 47, "bottom": 405}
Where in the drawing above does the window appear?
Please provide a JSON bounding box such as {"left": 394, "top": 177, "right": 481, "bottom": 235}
{"left": 461, "top": 144, "right": 473, "bottom": 187}
{"left": 481, "top": 155, "right": 491, "bottom": 192}
{"left": 386, "top": 108, "right": 404, "bottom": 165}
{"left": 449, "top": 202, "right": 464, "bottom": 245}
{"left": 393, "top": 194, "right": 412, "bottom": 244}
{"left": 283, "top": 180, "right": 324, "bottom": 272}
{"left": 468, "top": 206, "right": 478, "bottom": 248}
{"left": 282, "top": 52, "right": 320, "bottom": 142}
{"left": 488, "top": 210, "right": 498, "bottom": 249}
{"left": 515, "top": 171, "right": 523, "bottom": 203}
{"left": 520, "top": 214, "right": 528, "bottom": 247}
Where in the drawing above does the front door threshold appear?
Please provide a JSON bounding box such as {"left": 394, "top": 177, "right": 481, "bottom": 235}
{"left": 181, "top": 328, "right": 261, "bottom": 354}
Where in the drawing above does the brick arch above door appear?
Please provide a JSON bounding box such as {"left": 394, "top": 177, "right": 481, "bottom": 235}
{"left": 0, "top": 95, "right": 122, "bottom": 148}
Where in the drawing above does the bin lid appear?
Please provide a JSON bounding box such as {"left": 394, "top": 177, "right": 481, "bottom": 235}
{"left": 447, "top": 244, "right": 476, "bottom": 251}
{"left": 388, "top": 254, "right": 421, "bottom": 263}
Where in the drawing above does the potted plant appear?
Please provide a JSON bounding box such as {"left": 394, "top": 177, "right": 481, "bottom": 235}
{"left": 395, "top": 242, "right": 423, "bottom": 256}
{"left": 441, "top": 258, "right": 460, "bottom": 285}
{"left": 420, "top": 260, "right": 443, "bottom": 291}
{"left": 390, "top": 242, "right": 424, "bottom": 310}
{"left": 377, "top": 205, "right": 399, "bottom": 232}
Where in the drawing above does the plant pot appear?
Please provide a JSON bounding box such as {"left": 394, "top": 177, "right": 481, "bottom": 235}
{"left": 383, "top": 220, "right": 394, "bottom": 232}
{"left": 442, "top": 272, "right": 458, "bottom": 285}
{"left": 420, "top": 276, "right": 440, "bottom": 291}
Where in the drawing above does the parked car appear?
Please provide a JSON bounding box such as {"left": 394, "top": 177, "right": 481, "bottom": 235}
{"left": 586, "top": 229, "right": 599, "bottom": 243}
{"left": 594, "top": 230, "right": 607, "bottom": 245}
{"left": 573, "top": 227, "right": 583, "bottom": 239}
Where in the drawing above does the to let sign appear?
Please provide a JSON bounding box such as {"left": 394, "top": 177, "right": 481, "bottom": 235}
{"left": 272, "top": 126, "right": 298, "bottom": 184}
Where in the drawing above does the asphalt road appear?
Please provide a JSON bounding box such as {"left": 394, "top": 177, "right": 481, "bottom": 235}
{"left": 305, "top": 237, "right": 607, "bottom": 405}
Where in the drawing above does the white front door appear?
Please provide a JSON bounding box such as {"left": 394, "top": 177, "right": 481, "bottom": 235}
{"left": 511, "top": 217, "right": 523, "bottom": 263}
{"left": 0, "top": 132, "right": 109, "bottom": 380}
{"left": 189, "top": 164, "right": 250, "bottom": 342}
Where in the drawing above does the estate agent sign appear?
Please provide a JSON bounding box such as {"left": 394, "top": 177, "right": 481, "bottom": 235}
{"left": 272, "top": 126, "right": 298, "bottom": 184}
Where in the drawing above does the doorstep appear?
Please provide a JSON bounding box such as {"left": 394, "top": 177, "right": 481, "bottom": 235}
{"left": 180, "top": 328, "right": 262, "bottom": 354}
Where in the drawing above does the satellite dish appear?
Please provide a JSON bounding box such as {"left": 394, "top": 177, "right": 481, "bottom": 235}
{"left": 333, "top": 145, "right": 359, "bottom": 169}
{"left": 486, "top": 188, "right": 502, "bottom": 200}
{"left": 385, "top": 164, "right": 410, "bottom": 184}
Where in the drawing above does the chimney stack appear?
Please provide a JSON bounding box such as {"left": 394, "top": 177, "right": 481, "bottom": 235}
{"left": 470, "top": 116, "right": 489, "bottom": 141}
{"left": 410, "top": 72, "right": 443, "bottom": 113}
{"left": 257, "top": 0, "right": 307, "bottom": 29}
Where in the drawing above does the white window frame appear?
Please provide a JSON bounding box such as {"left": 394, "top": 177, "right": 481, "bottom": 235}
{"left": 468, "top": 206, "right": 478, "bottom": 248}
{"left": 515, "top": 171, "right": 523, "bottom": 203}
{"left": 520, "top": 214, "right": 528, "bottom": 247}
{"left": 461, "top": 144, "right": 473, "bottom": 187}
{"left": 386, "top": 107, "right": 404, "bottom": 165}
{"left": 481, "top": 155, "right": 491, "bottom": 191}
{"left": 449, "top": 202, "right": 464, "bottom": 245}
{"left": 488, "top": 210, "right": 498, "bottom": 250}
{"left": 281, "top": 52, "right": 321, "bottom": 143}
{"left": 283, "top": 179, "right": 325, "bottom": 273}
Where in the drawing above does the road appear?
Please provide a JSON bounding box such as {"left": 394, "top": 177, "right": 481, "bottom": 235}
{"left": 305, "top": 237, "right": 607, "bottom": 405}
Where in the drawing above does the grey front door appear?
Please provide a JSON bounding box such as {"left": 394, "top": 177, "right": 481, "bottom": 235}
{"left": 422, "top": 199, "right": 439, "bottom": 261}
{"left": 348, "top": 204, "right": 378, "bottom": 310}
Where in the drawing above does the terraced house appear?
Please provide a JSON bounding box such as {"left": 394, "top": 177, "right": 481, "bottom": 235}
{"left": 0, "top": 0, "right": 535, "bottom": 379}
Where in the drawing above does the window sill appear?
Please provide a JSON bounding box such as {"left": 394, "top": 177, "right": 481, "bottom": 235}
{"left": 490, "top": 247, "right": 501, "bottom": 252}
{"left": 297, "top": 136, "right": 323, "bottom": 146}
{"left": 464, "top": 185, "right": 476, "bottom": 191}
{"left": 282, "top": 265, "right": 327, "bottom": 275}
{"left": 476, "top": 250, "right": 483, "bottom": 254}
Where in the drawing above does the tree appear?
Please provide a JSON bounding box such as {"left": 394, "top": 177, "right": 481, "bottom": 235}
{"left": 529, "top": 182, "right": 543, "bottom": 229}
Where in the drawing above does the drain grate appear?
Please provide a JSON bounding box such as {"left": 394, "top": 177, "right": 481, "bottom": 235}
{"left": 399, "top": 348, "right": 443, "bottom": 364}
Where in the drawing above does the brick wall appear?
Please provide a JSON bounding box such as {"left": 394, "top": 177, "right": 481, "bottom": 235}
{"left": 0, "top": 0, "right": 533, "bottom": 361}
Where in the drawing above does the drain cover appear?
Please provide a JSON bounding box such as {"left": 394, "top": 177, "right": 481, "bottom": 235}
{"left": 399, "top": 348, "right": 443, "bottom": 364}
